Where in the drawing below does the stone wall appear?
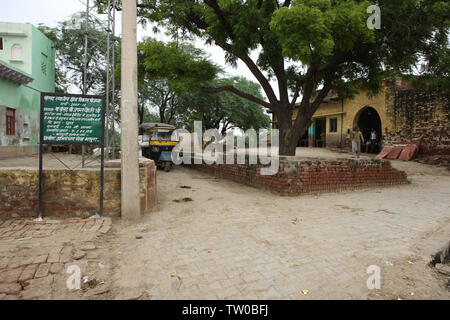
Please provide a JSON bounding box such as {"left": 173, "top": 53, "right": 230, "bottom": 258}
{"left": 0, "top": 145, "right": 39, "bottom": 159}
{"left": 190, "top": 156, "right": 408, "bottom": 196}
{"left": 384, "top": 80, "right": 450, "bottom": 156}
{"left": 0, "top": 160, "right": 157, "bottom": 219}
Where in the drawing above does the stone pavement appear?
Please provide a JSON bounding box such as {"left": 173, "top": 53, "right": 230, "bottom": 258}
{"left": 0, "top": 217, "right": 112, "bottom": 300}
{"left": 1, "top": 155, "right": 449, "bottom": 300}
{"left": 107, "top": 166, "right": 450, "bottom": 300}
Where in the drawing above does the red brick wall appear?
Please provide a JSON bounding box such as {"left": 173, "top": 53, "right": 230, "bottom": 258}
{"left": 191, "top": 157, "right": 408, "bottom": 196}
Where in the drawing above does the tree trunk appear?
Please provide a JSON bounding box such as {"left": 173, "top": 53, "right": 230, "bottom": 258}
{"left": 277, "top": 112, "right": 297, "bottom": 156}
{"left": 278, "top": 126, "right": 297, "bottom": 156}
{"left": 138, "top": 105, "right": 144, "bottom": 124}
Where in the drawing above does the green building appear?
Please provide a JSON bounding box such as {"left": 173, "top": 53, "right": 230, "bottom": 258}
{"left": 0, "top": 22, "right": 55, "bottom": 157}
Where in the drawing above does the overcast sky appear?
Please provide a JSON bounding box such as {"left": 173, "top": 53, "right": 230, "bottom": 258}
{"left": 0, "top": 0, "right": 261, "bottom": 87}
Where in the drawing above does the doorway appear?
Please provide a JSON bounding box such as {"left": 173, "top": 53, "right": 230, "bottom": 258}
{"left": 297, "top": 130, "right": 309, "bottom": 147}
{"left": 356, "top": 106, "right": 382, "bottom": 153}
{"left": 314, "top": 118, "right": 326, "bottom": 147}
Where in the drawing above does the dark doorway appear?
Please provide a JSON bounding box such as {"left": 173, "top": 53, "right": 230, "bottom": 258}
{"left": 357, "top": 106, "right": 382, "bottom": 152}
{"left": 297, "top": 130, "right": 309, "bottom": 147}
{"left": 315, "top": 118, "right": 326, "bottom": 147}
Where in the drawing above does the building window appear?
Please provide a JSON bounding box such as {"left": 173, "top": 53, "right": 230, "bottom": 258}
{"left": 329, "top": 118, "right": 338, "bottom": 133}
{"left": 0, "top": 38, "right": 3, "bottom": 50}
{"left": 11, "top": 44, "right": 23, "bottom": 61}
{"left": 6, "top": 108, "right": 16, "bottom": 136}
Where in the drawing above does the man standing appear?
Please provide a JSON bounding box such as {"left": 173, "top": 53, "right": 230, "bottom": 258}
{"left": 351, "top": 126, "right": 364, "bottom": 159}
{"left": 370, "top": 128, "right": 378, "bottom": 153}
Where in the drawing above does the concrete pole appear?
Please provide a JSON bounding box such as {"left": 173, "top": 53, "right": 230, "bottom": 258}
{"left": 111, "top": 0, "right": 116, "bottom": 159}
{"left": 120, "top": 0, "right": 141, "bottom": 220}
{"left": 82, "top": 0, "right": 89, "bottom": 168}
{"left": 105, "top": 0, "right": 111, "bottom": 160}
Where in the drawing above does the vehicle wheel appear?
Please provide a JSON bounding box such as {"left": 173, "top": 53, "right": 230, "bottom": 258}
{"left": 164, "top": 162, "right": 170, "bottom": 172}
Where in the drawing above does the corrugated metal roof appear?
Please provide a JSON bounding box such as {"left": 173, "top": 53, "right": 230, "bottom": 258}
{"left": 0, "top": 61, "right": 33, "bottom": 85}
{"left": 139, "top": 123, "right": 176, "bottom": 130}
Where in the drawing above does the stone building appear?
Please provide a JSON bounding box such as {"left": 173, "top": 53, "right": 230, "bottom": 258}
{"left": 272, "top": 78, "right": 449, "bottom": 156}
{"left": 0, "top": 22, "right": 55, "bottom": 158}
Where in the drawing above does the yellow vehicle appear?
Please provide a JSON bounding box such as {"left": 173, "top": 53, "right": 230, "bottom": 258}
{"left": 138, "top": 123, "right": 178, "bottom": 171}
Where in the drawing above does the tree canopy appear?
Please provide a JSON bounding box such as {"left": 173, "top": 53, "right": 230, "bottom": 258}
{"left": 98, "top": 0, "right": 449, "bottom": 155}
{"left": 134, "top": 38, "right": 271, "bottom": 132}
{"left": 38, "top": 12, "right": 118, "bottom": 94}
{"left": 177, "top": 76, "right": 271, "bottom": 133}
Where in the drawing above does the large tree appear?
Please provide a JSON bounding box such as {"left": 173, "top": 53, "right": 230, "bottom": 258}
{"left": 40, "top": 13, "right": 122, "bottom": 149}
{"left": 135, "top": 38, "right": 219, "bottom": 125}
{"left": 177, "top": 76, "right": 271, "bottom": 133}
{"left": 212, "top": 76, "right": 272, "bottom": 134}
{"left": 38, "top": 12, "right": 119, "bottom": 94}
{"left": 138, "top": 79, "right": 180, "bottom": 124}
{"left": 97, "top": 0, "right": 449, "bottom": 155}
{"left": 136, "top": 38, "right": 270, "bottom": 132}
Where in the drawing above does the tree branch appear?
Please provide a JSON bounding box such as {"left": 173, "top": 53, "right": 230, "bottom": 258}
{"left": 202, "top": 86, "right": 270, "bottom": 108}
{"left": 216, "top": 42, "right": 279, "bottom": 108}
{"left": 290, "top": 85, "right": 301, "bottom": 108}
{"left": 204, "top": 0, "right": 234, "bottom": 39}
{"left": 291, "top": 68, "right": 336, "bottom": 144}
{"left": 311, "top": 75, "right": 334, "bottom": 111}
{"left": 273, "top": 59, "right": 289, "bottom": 106}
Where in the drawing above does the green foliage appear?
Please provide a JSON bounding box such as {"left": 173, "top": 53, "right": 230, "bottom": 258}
{"left": 138, "top": 79, "right": 181, "bottom": 125}
{"left": 133, "top": 38, "right": 270, "bottom": 132}
{"left": 137, "top": 38, "right": 221, "bottom": 93}
{"left": 38, "top": 12, "right": 118, "bottom": 94}
{"left": 96, "top": 0, "right": 449, "bottom": 154}
{"left": 138, "top": 75, "right": 271, "bottom": 133}
{"left": 132, "top": 0, "right": 448, "bottom": 96}
{"left": 178, "top": 76, "right": 271, "bottom": 133}
{"left": 214, "top": 77, "right": 271, "bottom": 133}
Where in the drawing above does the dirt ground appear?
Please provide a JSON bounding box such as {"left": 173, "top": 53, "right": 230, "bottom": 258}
{"left": 1, "top": 148, "right": 449, "bottom": 300}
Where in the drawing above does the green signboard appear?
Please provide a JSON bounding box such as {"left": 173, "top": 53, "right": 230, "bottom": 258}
{"left": 41, "top": 93, "right": 105, "bottom": 145}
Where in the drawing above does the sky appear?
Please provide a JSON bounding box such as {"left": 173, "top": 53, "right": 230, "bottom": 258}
{"left": 0, "top": 0, "right": 261, "bottom": 87}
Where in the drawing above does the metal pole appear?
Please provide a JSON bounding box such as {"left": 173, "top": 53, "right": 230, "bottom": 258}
{"left": 111, "top": 0, "right": 116, "bottom": 159}
{"left": 82, "top": 0, "right": 89, "bottom": 168}
{"left": 38, "top": 93, "right": 44, "bottom": 219}
{"left": 120, "top": 0, "right": 141, "bottom": 220}
{"left": 105, "top": 0, "right": 111, "bottom": 160}
{"left": 100, "top": 98, "right": 106, "bottom": 216}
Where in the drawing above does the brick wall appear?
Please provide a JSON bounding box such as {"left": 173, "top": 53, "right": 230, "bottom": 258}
{"left": 0, "top": 160, "right": 157, "bottom": 219}
{"left": 384, "top": 81, "right": 450, "bottom": 156}
{"left": 190, "top": 156, "right": 408, "bottom": 196}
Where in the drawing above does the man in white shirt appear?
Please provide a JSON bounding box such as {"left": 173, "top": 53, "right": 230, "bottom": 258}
{"left": 370, "top": 128, "right": 378, "bottom": 153}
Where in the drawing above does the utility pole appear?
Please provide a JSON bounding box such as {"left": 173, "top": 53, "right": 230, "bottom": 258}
{"left": 111, "top": 0, "right": 116, "bottom": 159}
{"left": 105, "top": 0, "right": 111, "bottom": 160}
{"left": 81, "top": 0, "right": 89, "bottom": 168}
{"left": 120, "top": 0, "right": 141, "bottom": 220}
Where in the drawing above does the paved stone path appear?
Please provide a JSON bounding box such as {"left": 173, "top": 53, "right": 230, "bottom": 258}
{"left": 107, "top": 166, "right": 450, "bottom": 300}
{"left": 1, "top": 156, "right": 449, "bottom": 300}
{"left": 0, "top": 217, "right": 112, "bottom": 300}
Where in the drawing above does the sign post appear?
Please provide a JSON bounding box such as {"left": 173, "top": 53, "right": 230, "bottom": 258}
{"left": 38, "top": 93, "right": 106, "bottom": 218}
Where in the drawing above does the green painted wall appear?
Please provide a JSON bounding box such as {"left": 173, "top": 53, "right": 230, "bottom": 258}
{"left": 31, "top": 26, "right": 55, "bottom": 92}
{"left": 0, "top": 22, "right": 32, "bottom": 75}
{"left": 0, "top": 22, "right": 55, "bottom": 148}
